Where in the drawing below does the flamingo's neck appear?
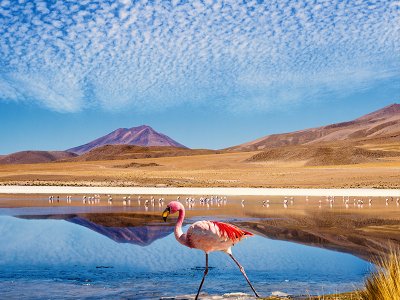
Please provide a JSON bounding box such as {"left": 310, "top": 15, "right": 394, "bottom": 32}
{"left": 174, "top": 207, "right": 188, "bottom": 246}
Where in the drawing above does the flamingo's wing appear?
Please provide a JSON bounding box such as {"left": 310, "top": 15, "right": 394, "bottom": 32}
{"left": 211, "top": 221, "right": 253, "bottom": 242}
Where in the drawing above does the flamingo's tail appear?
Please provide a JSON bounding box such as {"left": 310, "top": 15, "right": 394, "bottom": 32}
{"left": 211, "top": 221, "right": 254, "bottom": 242}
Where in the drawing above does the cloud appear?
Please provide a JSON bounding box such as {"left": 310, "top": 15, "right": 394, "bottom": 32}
{"left": 0, "top": 0, "right": 398, "bottom": 113}
{"left": 0, "top": 72, "right": 84, "bottom": 112}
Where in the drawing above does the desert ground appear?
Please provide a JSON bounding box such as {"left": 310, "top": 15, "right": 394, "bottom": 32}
{"left": 0, "top": 150, "right": 400, "bottom": 188}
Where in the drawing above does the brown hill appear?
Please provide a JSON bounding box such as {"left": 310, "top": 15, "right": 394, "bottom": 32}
{"left": 247, "top": 145, "right": 400, "bottom": 166}
{"left": 68, "top": 125, "right": 187, "bottom": 154}
{"left": 230, "top": 103, "right": 400, "bottom": 151}
{"left": 70, "top": 144, "right": 220, "bottom": 162}
{"left": 0, "top": 150, "right": 77, "bottom": 165}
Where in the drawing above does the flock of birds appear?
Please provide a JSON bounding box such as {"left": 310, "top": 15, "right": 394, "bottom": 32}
{"left": 47, "top": 194, "right": 400, "bottom": 210}
{"left": 48, "top": 194, "right": 230, "bottom": 210}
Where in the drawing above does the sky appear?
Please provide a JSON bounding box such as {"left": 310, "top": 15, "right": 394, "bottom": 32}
{"left": 0, "top": 0, "right": 399, "bottom": 154}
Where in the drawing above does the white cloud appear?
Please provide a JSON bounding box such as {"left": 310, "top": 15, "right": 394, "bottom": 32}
{"left": 0, "top": 71, "right": 84, "bottom": 112}
{"left": 0, "top": 0, "right": 398, "bottom": 113}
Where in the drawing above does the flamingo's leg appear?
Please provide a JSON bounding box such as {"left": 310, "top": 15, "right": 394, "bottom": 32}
{"left": 195, "top": 253, "right": 208, "bottom": 300}
{"left": 229, "top": 253, "right": 260, "bottom": 298}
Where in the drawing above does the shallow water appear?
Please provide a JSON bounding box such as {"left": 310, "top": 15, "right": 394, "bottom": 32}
{"left": 0, "top": 210, "right": 371, "bottom": 299}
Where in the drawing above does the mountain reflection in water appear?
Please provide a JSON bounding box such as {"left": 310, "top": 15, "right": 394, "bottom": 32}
{"left": 69, "top": 216, "right": 173, "bottom": 246}
{"left": 16, "top": 208, "right": 400, "bottom": 262}
{"left": 0, "top": 214, "right": 371, "bottom": 298}
{"left": 19, "top": 213, "right": 174, "bottom": 246}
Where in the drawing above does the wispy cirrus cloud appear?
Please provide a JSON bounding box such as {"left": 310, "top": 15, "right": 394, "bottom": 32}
{"left": 0, "top": 0, "right": 399, "bottom": 113}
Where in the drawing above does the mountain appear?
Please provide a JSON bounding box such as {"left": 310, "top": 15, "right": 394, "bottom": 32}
{"left": 0, "top": 150, "right": 77, "bottom": 165}
{"left": 229, "top": 103, "right": 400, "bottom": 151}
{"left": 70, "top": 144, "right": 219, "bottom": 162}
{"left": 68, "top": 125, "right": 187, "bottom": 154}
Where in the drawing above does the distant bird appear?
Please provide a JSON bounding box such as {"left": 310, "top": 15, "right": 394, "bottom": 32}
{"left": 162, "top": 201, "right": 259, "bottom": 299}
{"left": 283, "top": 198, "right": 289, "bottom": 208}
{"left": 262, "top": 199, "right": 270, "bottom": 208}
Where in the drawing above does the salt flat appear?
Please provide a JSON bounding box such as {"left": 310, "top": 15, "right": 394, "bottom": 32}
{"left": 0, "top": 185, "right": 399, "bottom": 197}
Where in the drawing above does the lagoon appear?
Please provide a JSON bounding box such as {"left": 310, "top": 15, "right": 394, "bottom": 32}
{"left": 0, "top": 209, "right": 371, "bottom": 299}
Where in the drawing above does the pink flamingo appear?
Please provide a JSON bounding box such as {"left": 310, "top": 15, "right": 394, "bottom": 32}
{"left": 162, "top": 201, "right": 260, "bottom": 299}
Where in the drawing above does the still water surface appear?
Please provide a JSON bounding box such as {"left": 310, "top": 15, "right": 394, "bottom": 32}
{"left": 0, "top": 211, "right": 370, "bottom": 299}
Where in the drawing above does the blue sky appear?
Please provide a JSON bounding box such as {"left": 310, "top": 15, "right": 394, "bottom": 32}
{"left": 0, "top": 0, "right": 399, "bottom": 154}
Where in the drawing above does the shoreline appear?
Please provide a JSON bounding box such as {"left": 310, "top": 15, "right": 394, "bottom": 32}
{"left": 0, "top": 185, "right": 399, "bottom": 196}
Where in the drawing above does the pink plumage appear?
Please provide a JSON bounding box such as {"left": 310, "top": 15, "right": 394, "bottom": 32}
{"left": 162, "top": 201, "right": 260, "bottom": 299}
{"left": 211, "top": 221, "right": 253, "bottom": 241}
{"left": 183, "top": 220, "right": 253, "bottom": 254}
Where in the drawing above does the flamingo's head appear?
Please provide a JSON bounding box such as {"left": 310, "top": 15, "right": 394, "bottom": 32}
{"left": 162, "top": 201, "right": 182, "bottom": 222}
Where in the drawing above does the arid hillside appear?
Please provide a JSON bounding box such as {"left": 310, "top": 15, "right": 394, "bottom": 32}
{"left": 69, "top": 145, "right": 220, "bottom": 161}
{"left": 0, "top": 151, "right": 77, "bottom": 165}
{"left": 246, "top": 144, "right": 400, "bottom": 166}
{"left": 230, "top": 103, "right": 400, "bottom": 151}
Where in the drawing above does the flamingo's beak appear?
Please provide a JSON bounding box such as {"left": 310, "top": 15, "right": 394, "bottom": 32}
{"left": 162, "top": 207, "right": 170, "bottom": 222}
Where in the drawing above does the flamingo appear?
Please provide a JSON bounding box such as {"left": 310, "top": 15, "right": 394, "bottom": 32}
{"left": 162, "top": 201, "right": 259, "bottom": 299}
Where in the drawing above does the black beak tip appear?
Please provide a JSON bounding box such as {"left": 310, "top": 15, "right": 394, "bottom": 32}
{"left": 162, "top": 207, "right": 170, "bottom": 222}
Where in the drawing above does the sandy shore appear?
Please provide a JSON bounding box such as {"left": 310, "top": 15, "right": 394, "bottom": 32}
{"left": 0, "top": 185, "right": 399, "bottom": 196}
